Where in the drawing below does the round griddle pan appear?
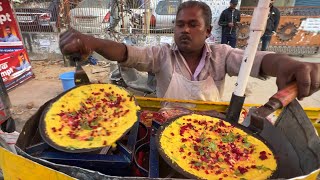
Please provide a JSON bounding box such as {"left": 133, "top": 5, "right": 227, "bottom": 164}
{"left": 155, "top": 113, "right": 303, "bottom": 179}
{"left": 39, "top": 84, "right": 139, "bottom": 153}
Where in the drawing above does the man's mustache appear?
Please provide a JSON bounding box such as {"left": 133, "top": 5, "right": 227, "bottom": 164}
{"left": 179, "top": 35, "right": 192, "bottom": 41}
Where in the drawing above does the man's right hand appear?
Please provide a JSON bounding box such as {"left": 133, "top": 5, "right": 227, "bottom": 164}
{"left": 59, "top": 29, "right": 94, "bottom": 59}
{"left": 228, "top": 22, "right": 234, "bottom": 27}
{"left": 60, "top": 28, "right": 128, "bottom": 63}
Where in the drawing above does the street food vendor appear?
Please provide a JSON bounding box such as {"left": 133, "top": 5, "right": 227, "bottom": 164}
{"left": 59, "top": 1, "right": 320, "bottom": 103}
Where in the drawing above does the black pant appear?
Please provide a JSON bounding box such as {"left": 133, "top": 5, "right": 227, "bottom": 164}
{"left": 221, "top": 33, "right": 237, "bottom": 48}
{"left": 22, "top": 33, "right": 33, "bottom": 52}
{"left": 261, "top": 34, "right": 272, "bottom": 51}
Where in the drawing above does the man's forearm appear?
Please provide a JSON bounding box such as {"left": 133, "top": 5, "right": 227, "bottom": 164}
{"left": 89, "top": 36, "right": 127, "bottom": 62}
{"left": 59, "top": 29, "right": 128, "bottom": 62}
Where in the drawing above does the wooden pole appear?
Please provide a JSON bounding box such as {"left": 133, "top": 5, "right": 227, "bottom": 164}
{"left": 56, "top": 0, "right": 62, "bottom": 32}
{"left": 120, "top": 0, "right": 125, "bottom": 33}
{"left": 145, "top": 0, "right": 151, "bottom": 36}
{"left": 65, "top": 0, "right": 70, "bottom": 28}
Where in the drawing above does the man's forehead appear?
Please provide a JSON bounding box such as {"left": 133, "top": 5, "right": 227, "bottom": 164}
{"left": 176, "top": 7, "right": 204, "bottom": 20}
{"left": 176, "top": 19, "right": 201, "bottom": 24}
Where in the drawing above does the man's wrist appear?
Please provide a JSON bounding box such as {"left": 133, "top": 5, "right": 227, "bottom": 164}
{"left": 84, "top": 35, "right": 97, "bottom": 52}
{"left": 261, "top": 53, "right": 284, "bottom": 76}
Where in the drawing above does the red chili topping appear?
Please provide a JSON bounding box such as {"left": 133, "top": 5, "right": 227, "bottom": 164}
{"left": 51, "top": 127, "right": 57, "bottom": 132}
{"left": 218, "top": 121, "right": 226, "bottom": 127}
{"left": 67, "top": 131, "right": 77, "bottom": 139}
{"left": 181, "top": 138, "right": 187, "bottom": 142}
{"left": 58, "top": 125, "right": 64, "bottom": 131}
{"left": 92, "top": 92, "right": 101, "bottom": 96}
{"left": 215, "top": 128, "right": 222, "bottom": 133}
{"left": 259, "top": 151, "right": 268, "bottom": 160}
{"left": 237, "top": 166, "right": 248, "bottom": 174}
{"left": 180, "top": 123, "right": 193, "bottom": 136}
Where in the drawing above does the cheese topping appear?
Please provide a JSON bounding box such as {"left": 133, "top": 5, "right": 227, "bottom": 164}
{"left": 160, "top": 114, "right": 277, "bottom": 180}
{"left": 44, "top": 84, "right": 140, "bottom": 150}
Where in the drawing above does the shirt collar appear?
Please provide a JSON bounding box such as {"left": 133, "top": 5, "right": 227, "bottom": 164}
{"left": 171, "top": 42, "right": 212, "bottom": 55}
{"left": 172, "top": 42, "right": 213, "bottom": 81}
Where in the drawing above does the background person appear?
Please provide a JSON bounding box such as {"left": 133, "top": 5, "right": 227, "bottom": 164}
{"left": 0, "top": 26, "right": 20, "bottom": 42}
{"left": 261, "top": 0, "right": 280, "bottom": 51}
{"left": 218, "top": 0, "right": 241, "bottom": 48}
{"left": 15, "top": 53, "right": 31, "bottom": 71}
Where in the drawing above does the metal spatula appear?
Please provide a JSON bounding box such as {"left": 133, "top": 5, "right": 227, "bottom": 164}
{"left": 71, "top": 54, "right": 90, "bottom": 85}
{"left": 243, "top": 83, "right": 298, "bottom": 133}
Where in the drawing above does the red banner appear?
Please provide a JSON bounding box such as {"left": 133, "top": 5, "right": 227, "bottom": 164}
{"left": 0, "top": 49, "right": 33, "bottom": 90}
{"left": 0, "top": 0, "right": 34, "bottom": 90}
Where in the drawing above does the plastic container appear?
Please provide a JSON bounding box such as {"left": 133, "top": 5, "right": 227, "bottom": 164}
{"left": 59, "top": 71, "right": 75, "bottom": 91}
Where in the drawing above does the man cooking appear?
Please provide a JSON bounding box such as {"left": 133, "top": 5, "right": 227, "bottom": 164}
{"left": 60, "top": 1, "right": 320, "bottom": 103}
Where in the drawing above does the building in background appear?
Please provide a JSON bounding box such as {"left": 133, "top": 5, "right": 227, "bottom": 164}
{"left": 294, "top": 0, "right": 320, "bottom": 6}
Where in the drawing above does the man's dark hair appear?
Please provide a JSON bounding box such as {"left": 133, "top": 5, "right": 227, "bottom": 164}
{"left": 176, "top": 1, "right": 212, "bottom": 27}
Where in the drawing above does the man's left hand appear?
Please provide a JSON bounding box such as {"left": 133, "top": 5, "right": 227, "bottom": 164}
{"left": 276, "top": 58, "right": 320, "bottom": 100}
{"left": 262, "top": 54, "right": 320, "bottom": 100}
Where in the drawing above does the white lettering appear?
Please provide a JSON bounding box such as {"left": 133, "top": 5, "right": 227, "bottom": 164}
{"left": 0, "top": 62, "right": 8, "bottom": 71}
{"left": 0, "top": 13, "right": 11, "bottom": 24}
{"left": 2, "top": 77, "right": 7, "bottom": 82}
{"left": 0, "top": 2, "right": 3, "bottom": 12}
{"left": 6, "top": 13, "right": 10, "bottom": 21}
{"left": 0, "top": 68, "right": 13, "bottom": 78}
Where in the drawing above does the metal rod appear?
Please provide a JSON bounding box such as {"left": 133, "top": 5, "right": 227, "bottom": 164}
{"left": 227, "top": 0, "right": 271, "bottom": 122}
{"left": 234, "top": 0, "right": 271, "bottom": 96}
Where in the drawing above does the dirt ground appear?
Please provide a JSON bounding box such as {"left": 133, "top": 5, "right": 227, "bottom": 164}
{"left": 7, "top": 54, "right": 320, "bottom": 132}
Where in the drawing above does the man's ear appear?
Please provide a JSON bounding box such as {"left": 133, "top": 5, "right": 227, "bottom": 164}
{"left": 206, "top": 26, "right": 212, "bottom": 38}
